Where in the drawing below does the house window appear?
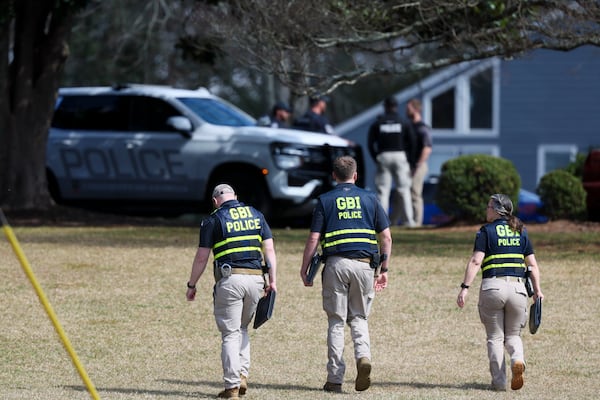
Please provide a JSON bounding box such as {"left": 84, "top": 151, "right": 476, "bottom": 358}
{"left": 469, "top": 68, "right": 493, "bottom": 129}
{"left": 423, "top": 58, "right": 499, "bottom": 137}
{"left": 431, "top": 88, "right": 455, "bottom": 129}
{"left": 536, "top": 145, "right": 578, "bottom": 183}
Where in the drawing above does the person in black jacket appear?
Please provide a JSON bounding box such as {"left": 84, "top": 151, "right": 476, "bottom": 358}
{"left": 293, "top": 96, "right": 334, "bottom": 134}
{"left": 368, "top": 96, "right": 415, "bottom": 226}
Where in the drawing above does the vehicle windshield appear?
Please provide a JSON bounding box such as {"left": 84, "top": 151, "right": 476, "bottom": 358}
{"left": 178, "top": 97, "right": 255, "bottom": 127}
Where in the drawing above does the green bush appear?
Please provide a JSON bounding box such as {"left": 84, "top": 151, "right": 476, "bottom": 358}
{"left": 537, "top": 169, "right": 587, "bottom": 220}
{"left": 436, "top": 154, "right": 520, "bottom": 223}
{"left": 563, "top": 152, "right": 587, "bottom": 179}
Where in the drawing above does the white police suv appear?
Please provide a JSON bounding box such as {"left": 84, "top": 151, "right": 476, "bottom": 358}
{"left": 46, "top": 84, "right": 363, "bottom": 220}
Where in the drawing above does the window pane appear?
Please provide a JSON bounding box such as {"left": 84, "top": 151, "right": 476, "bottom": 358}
{"left": 470, "top": 68, "right": 493, "bottom": 129}
{"left": 545, "top": 152, "right": 572, "bottom": 173}
{"left": 130, "top": 96, "right": 182, "bottom": 132}
{"left": 432, "top": 88, "right": 455, "bottom": 129}
{"left": 52, "top": 95, "right": 128, "bottom": 131}
{"left": 178, "top": 97, "right": 255, "bottom": 127}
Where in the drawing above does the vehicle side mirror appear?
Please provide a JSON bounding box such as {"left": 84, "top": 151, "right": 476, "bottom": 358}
{"left": 167, "top": 116, "right": 193, "bottom": 138}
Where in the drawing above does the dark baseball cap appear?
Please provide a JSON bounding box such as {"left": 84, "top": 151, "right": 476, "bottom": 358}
{"left": 309, "top": 95, "right": 330, "bottom": 106}
{"left": 273, "top": 101, "right": 291, "bottom": 112}
{"left": 384, "top": 96, "right": 398, "bottom": 108}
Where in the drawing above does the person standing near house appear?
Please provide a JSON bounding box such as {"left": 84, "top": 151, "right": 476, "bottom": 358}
{"left": 457, "top": 193, "right": 544, "bottom": 392}
{"left": 257, "top": 101, "right": 292, "bottom": 128}
{"left": 300, "top": 155, "right": 392, "bottom": 394}
{"left": 293, "top": 95, "right": 335, "bottom": 134}
{"left": 186, "top": 183, "right": 277, "bottom": 399}
{"left": 406, "top": 98, "right": 433, "bottom": 227}
{"left": 367, "top": 96, "right": 416, "bottom": 226}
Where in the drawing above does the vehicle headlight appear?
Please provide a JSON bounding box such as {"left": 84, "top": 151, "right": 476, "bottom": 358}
{"left": 271, "top": 143, "right": 311, "bottom": 170}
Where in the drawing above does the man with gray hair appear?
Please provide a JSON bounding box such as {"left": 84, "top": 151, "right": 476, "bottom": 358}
{"left": 186, "top": 183, "right": 277, "bottom": 399}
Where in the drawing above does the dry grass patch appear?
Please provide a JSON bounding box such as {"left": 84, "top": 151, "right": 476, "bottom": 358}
{"left": 1, "top": 224, "right": 599, "bottom": 399}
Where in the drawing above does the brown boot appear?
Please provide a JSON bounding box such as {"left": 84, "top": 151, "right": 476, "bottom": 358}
{"left": 355, "top": 357, "right": 371, "bottom": 391}
{"left": 239, "top": 375, "right": 247, "bottom": 396}
{"left": 511, "top": 360, "right": 525, "bottom": 390}
{"left": 217, "top": 387, "right": 240, "bottom": 399}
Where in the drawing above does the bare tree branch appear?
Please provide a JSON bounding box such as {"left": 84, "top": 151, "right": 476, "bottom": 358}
{"left": 182, "top": 0, "right": 600, "bottom": 95}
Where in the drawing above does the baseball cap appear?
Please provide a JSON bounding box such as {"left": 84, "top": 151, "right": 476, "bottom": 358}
{"left": 309, "top": 95, "right": 330, "bottom": 106}
{"left": 273, "top": 101, "right": 291, "bottom": 113}
{"left": 384, "top": 96, "right": 398, "bottom": 108}
{"left": 212, "top": 183, "right": 235, "bottom": 198}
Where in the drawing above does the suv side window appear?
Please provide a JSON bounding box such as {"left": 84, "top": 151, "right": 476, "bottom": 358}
{"left": 52, "top": 95, "right": 128, "bottom": 131}
{"left": 129, "top": 96, "right": 183, "bottom": 132}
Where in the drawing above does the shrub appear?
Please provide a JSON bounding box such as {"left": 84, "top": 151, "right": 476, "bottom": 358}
{"left": 537, "top": 169, "right": 587, "bottom": 220}
{"left": 436, "top": 154, "right": 520, "bottom": 223}
{"left": 563, "top": 152, "right": 587, "bottom": 179}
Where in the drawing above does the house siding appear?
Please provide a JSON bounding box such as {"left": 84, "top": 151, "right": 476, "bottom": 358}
{"left": 338, "top": 46, "right": 600, "bottom": 192}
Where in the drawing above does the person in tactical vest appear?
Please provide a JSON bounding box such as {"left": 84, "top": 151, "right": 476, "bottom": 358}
{"left": 186, "top": 183, "right": 277, "bottom": 399}
{"left": 292, "top": 95, "right": 335, "bottom": 134}
{"left": 257, "top": 101, "right": 292, "bottom": 128}
{"left": 367, "top": 96, "right": 416, "bottom": 226}
{"left": 300, "top": 156, "right": 392, "bottom": 394}
{"left": 456, "top": 193, "right": 544, "bottom": 392}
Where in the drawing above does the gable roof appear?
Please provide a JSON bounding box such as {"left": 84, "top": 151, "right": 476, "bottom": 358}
{"left": 336, "top": 58, "right": 498, "bottom": 135}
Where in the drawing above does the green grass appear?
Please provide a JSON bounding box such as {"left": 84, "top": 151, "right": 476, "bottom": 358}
{"left": 1, "top": 224, "right": 600, "bottom": 399}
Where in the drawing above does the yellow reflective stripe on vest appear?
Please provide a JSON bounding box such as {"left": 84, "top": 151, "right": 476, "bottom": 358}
{"left": 214, "top": 234, "right": 262, "bottom": 249}
{"left": 213, "top": 234, "right": 262, "bottom": 260}
{"left": 481, "top": 253, "right": 525, "bottom": 272}
{"left": 324, "top": 228, "right": 377, "bottom": 238}
{"left": 214, "top": 246, "right": 263, "bottom": 260}
{"left": 323, "top": 237, "right": 378, "bottom": 248}
{"left": 322, "top": 228, "right": 378, "bottom": 249}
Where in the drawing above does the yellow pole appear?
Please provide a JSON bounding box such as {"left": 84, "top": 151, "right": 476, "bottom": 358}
{"left": 0, "top": 209, "right": 100, "bottom": 400}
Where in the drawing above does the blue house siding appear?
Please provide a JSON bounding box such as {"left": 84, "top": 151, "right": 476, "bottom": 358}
{"left": 499, "top": 46, "right": 600, "bottom": 190}
{"left": 338, "top": 46, "right": 600, "bottom": 193}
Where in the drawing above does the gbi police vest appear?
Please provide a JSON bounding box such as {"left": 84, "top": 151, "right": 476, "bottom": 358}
{"left": 319, "top": 185, "right": 379, "bottom": 257}
{"left": 212, "top": 201, "right": 263, "bottom": 268}
{"left": 480, "top": 220, "right": 528, "bottom": 278}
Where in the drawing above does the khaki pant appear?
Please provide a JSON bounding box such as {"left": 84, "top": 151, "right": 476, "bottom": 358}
{"left": 213, "top": 274, "right": 264, "bottom": 389}
{"left": 375, "top": 151, "right": 415, "bottom": 226}
{"left": 410, "top": 162, "right": 428, "bottom": 226}
{"left": 322, "top": 256, "right": 375, "bottom": 384}
{"left": 478, "top": 277, "right": 528, "bottom": 389}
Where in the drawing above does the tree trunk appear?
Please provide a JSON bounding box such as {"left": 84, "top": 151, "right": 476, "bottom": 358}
{"left": 0, "top": 0, "right": 75, "bottom": 211}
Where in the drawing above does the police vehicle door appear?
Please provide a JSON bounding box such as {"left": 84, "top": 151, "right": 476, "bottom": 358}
{"left": 48, "top": 94, "right": 141, "bottom": 200}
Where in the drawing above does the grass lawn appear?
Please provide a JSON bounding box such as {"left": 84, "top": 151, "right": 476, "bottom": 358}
{"left": 1, "top": 222, "right": 599, "bottom": 399}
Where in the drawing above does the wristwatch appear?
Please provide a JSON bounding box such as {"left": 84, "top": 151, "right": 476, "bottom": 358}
{"left": 187, "top": 281, "right": 196, "bottom": 289}
{"left": 460, "top": 282, "right": 470, "bottom": 289}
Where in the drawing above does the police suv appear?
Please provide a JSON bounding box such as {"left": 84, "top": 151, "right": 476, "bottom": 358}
{"left": 46, "top": 84, "right": 363, "bottom": 220}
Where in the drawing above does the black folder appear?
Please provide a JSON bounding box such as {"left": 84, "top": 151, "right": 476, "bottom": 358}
{"left": 306, "top": 252, "right": 322, "bottom": 284}
{"left": 253, "top": 290, "right": 276, "bottom": 329}
{"left": 529, "top": 297, "right": 542, "bottom": 334}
